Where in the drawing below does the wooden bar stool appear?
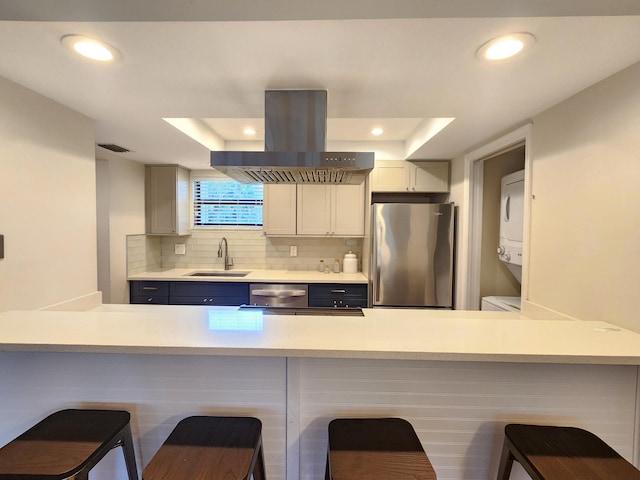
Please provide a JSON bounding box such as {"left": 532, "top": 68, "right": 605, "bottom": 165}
{"left": 143, "top": 416, "right": 266, "bottom": 480}
{"left": 325, "top": 417, "right": 437, "bottom": 480}
{"left": 0, "top": 408, "right": 138, "bottom": 480}
{"left": 497, "top": 424, "right": 640, "bottom": 480}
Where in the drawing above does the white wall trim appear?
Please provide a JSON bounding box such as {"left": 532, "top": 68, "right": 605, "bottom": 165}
{"left": 459, "top": 124, "right": 533, "bottom": 310}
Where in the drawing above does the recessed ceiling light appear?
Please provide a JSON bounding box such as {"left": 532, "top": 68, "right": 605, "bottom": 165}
{"left": 371, "top": 127, "right": 384, "bottom": 136}
{"left": 476, "top": 33, "right": 535, "bottom": 61}
{"left": 61, "top": 34, "right": 121, "bottom": 63}
{"left": 243, "top": 128, "right": 257, "bottom": 136}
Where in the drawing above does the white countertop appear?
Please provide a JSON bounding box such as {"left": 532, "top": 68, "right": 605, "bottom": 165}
{"left": 1, "top": 305, "right": 640, "bottom": 365}
{"left": 128, "top": 268, "right": 368, "bottom": 283}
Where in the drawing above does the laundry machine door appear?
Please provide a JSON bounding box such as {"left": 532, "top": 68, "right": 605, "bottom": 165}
{"left": 501, "top": 172, "right": 525, "bottom": 243}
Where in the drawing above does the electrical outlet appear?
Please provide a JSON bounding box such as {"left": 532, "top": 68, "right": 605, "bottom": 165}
{"left": 175, "top": 244, "right": 186, "bottom": 255}
{"left": 345, "top": 239, "right": 357, "bottom": 246}
{"left": 290, "top": 245, "right": 297, "bottom": 257}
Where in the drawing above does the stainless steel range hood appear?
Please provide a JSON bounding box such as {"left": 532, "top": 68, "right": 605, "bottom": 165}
{"left": 210, "top": 90, "right": 374, "bottom": 184}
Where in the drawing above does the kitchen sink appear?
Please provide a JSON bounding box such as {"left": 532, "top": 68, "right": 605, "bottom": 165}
{"left": 187, "top": 271, "right": 250, "bottom": 278}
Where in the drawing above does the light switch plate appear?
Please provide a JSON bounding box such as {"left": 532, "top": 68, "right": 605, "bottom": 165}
{"left": 289, "top": 245, "right": 297, "bottom": 257}
{"left": 175, "top": 243, "right": 186, "bottom": 255}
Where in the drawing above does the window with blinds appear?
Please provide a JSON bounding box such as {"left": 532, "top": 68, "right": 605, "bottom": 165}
{"left": 193, "top": 180, "right": 263, "bottom": 226}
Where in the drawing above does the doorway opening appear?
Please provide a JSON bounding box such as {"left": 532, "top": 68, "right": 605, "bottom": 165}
{"left": 478, "top": 146, "right": 525, "bottom": 310}
{"left": 458, "top": 124, "right": 532, "bottom": 310}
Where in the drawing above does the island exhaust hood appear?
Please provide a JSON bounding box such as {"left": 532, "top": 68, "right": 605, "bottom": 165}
{"left": 210, "top": 90, "right": 374, "bottom": 184}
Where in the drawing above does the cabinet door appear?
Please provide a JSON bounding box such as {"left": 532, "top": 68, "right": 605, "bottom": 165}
{"left": 169, "top": 282, "right": 249, "bottom": 306}
{"left": 308, "top": 283, "right": 368, "bottom": 308}
{"left": 146, "top": 165, "right": 190, "bottom": 235}
{"left": 411, "top": 161, "right": 449, "bottom": 192}
{"left": 332, "top": 184, "right": 365, "bottom": 236}
{"left": 263, "top": 184, "right": 297, "bottom": 235}
{"left": 296, "top": 184, "right": 332, "bottom": 235}
{"left": 370, "top": 160, "right": 409, "bottom": 192}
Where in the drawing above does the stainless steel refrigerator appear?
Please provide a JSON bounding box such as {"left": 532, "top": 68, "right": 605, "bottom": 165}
{"left": 371, "top": 203, "right": 454, "bottom": 308}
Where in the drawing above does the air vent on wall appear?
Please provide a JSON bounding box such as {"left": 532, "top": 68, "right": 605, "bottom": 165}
{"left": 98, "top": 143, "right": 130, "bottom": 153}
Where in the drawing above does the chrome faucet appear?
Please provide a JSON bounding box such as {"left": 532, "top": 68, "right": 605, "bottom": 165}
{"left": 217, "top": 237, "right": 233, "bottom": 270}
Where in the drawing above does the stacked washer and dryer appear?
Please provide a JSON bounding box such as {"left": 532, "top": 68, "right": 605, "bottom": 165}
{"left": 481, "top": 170, "right": 524, "bottom": 312}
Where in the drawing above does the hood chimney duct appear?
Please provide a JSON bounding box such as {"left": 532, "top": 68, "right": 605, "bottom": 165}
{"left": 210, "top": 90, "right": 374, "bottom": 184}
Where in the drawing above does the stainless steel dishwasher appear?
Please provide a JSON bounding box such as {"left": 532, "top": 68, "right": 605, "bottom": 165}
{"left": 249, "top": 284, "right": 308, "bottom": 307}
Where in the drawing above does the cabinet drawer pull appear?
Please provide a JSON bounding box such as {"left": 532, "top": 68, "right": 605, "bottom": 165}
{"left": 142, "top": 287, "right": 158, "bottom": 291}
{"left": 330, "top": 289, "right": 346, "bottom": 293}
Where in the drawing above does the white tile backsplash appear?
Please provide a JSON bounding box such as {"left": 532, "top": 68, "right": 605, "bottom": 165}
{"left": 127, "top": 230, "right": 363, "bottom": 273}
{"left": 126, "top": 234, "right": 162, "bottom": 274}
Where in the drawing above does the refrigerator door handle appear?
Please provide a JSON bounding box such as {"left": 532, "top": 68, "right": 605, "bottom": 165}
{"left": 375, "top": 262, "right": 381, "bottom": 302}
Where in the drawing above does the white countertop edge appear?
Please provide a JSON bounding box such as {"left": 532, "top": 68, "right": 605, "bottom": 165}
{"left": 2, "top": 344, "right": 639, "bottom": 366}
{"left": 128, "top": 268, "right": 368, "bottom": 284}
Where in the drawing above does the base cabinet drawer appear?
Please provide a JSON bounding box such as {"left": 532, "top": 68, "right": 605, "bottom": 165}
{"left": 308, "top": 283, "right": 368, "bottom": 308}
{"left": 130, "top": 281, "right": 169, "bottom": 296}
{"left": 130, "top": 281, "right": 169, "bottom": 304}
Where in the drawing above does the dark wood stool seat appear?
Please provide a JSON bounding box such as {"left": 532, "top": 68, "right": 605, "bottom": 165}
{"left": 497, "top": 424, "right": 640, "bottom": 480}
{"left": 143, "top": 416, "right": 266, "bottom": 480}
{"left": 0, "top": 408, "right": 138, "bottom": 480}
{"left": 326, "top": 418, "right": 437, "bottom": 480}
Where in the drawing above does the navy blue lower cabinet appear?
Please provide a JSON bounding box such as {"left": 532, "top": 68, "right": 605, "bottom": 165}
{"left": 130, "top": 281, "right": 169, "bottom": 304}
{"left": 129, "top": 281, "right": 249, "bottom": 306}
{"left": 308, "top": 283, "right": 368, "bottom": 308}
{"left": 168, "top": 282, "right": 249, "bottom": 306}
{"left": 170, "top": 296, "right": 248, "bottom": 306}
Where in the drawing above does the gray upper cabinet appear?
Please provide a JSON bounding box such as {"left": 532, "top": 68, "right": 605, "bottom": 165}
{"left": 263, "top": 184, "right": 297, "bottom": 235}
{"left": 296, "top": 183, "right": 365, "bottom": 236}
{"left": 145, "top": 165, "right": 190, "bottom": 235}
{"left": 263, "top": 183, "right": 365, "bottom": 237}
{"left": 370, "top": 160, "right": 449, "bottom": 192}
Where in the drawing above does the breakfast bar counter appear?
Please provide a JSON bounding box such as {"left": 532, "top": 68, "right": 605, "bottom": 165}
{"left": 1, "top": 305, "right": 640, "bottom": 364}
{"left": 1, "top": 305, "right": 639, "bottom": 480}
{"left": 0, "top": 305, "right": 640, "bottom": 364}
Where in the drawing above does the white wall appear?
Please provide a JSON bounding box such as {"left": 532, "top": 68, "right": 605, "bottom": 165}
{"left": 528, "top": 61, "right": 640, "bottom": 332}
{"left": 0, "top": 76, "right": 98, "bottom": 311}
{"left": 96, "top": 151, "right": 146, "bottom": 304}
{"left": 451, "top": 60, "right": 640, "bottom": 330}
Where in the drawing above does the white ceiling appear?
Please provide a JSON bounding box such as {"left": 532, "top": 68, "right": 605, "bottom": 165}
{"left": 2, "top": 1, "right": 640, "bottom": 170}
